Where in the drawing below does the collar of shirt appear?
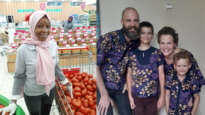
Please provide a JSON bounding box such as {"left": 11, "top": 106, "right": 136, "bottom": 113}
{"left": 173, "top": 72, "right": 191, "bottom": 83}
{"left": 24, "top": 44, "right": 36, "bottom": 51}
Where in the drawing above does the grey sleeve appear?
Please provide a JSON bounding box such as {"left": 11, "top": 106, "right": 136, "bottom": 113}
{"left": 12, "top": 46, "right": 26, "bottom": 95}
{"left": 55, "top": 45, "right": 66, "bottom": 81}
{"left": 55, "top": 64, "right": 66, "bottom": 81}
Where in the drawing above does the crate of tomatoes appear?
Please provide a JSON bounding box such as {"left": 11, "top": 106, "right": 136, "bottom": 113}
{"left": 56, "top": 68, "right": 96, "bottom": 115}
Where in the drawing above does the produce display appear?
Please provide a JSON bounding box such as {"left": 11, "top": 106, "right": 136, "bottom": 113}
{"left": 7, "top": 26, "right": 97, "bottom": 73}
{"left": 56, "top": 68, "right": 96, "bottom": 115}
{"left": 13, "top": 26, "right": 96, "bottom": 55}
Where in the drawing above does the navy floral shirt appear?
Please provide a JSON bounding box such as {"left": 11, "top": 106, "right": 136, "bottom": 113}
{"left": 97, "top": 29, "right": 139, "bottom": 91}
{"left": 128, "top": 47, "right": 164, "bottom": 98}
{"left": 165, "top": 73, "right": 200, "bottom": 115}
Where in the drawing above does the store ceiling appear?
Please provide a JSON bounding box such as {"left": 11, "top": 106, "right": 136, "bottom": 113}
{"left": 0, "top": 0, "right": 70, "bottom": 1}
{"left": 0, "top": 0, "right": 96, "bottom": 5}
{"left": 0, "top": 0, "right": 96, "bottom": 4}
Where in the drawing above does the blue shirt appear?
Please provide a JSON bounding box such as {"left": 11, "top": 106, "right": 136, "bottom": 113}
{"left": 97, "top": 29, "right": 139, "bottom": 91}
{"left": 128, "top": 47, "right": 164, "bottom": 98}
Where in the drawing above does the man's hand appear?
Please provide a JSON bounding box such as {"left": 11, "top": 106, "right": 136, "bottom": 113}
{"left": 98, "top": 94, "right": 113, "bottom": 115}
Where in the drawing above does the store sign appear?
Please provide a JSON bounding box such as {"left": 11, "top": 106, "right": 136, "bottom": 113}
{"left": 17, "top": 9, "right": 62, "bottom": 13}
{"left": 70, "top": 2, "right": 83, "bottom": 6}
{"left": 17, "top": 9, "right": 34, "bottom": 13}
{"left": 46, "top": 9, "right": 62, "bottom": 12}
{"left": 47, "top": 2, "right": 62, "bottom": 7}
{"left": 40, "top": 2, "right": 47, "bottom": 11}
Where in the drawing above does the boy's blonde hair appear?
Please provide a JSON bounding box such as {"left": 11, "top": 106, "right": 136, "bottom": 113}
{"left": 173, "top": 50, "right": 192, "bottom": 64}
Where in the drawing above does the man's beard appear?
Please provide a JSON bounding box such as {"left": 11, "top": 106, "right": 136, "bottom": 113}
{"left": 122, "top": 26, "right": 139, "bottom": 41}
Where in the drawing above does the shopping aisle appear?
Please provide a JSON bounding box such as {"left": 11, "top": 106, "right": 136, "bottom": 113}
{"left": 0, "top": 46, "right": 60, "bottom": 115}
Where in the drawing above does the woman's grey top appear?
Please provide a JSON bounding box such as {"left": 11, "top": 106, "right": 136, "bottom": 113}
{"left": 12, "top": 40, "right": 66, "bottom": 96}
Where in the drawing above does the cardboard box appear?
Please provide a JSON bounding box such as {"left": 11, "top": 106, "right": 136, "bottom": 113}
{"left": 59, "top": 54, "right": 89, "bottom": 66}
{"left": 7, "top": 61, "right": 15, "bottom": 73}
{"left": 92, "top": 54, "right": 96, "bottom": 62}
{"left": 7, "top": 53, "right": 16, "bottom": 61}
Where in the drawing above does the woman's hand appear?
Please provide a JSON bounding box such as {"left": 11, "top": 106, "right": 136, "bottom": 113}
{"left": 0, "top": 102, "right": 17, "bottom": 115}
{"left": 61, "top": 79, "right": 73, "bottom": 98}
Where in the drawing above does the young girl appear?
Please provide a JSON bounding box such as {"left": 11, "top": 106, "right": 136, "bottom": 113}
{"left": 127, "top": 21, "right": 165, "bottom": 115}
{"left": 165, "top": 50, "right": 201, "bottom": 115}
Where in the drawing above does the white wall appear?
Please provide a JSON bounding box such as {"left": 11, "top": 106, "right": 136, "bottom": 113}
{"left": 99, "top": 0, "right": 205, "bottom": 114}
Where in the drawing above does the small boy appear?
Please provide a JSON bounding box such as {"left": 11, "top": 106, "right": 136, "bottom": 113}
{"left": 165, "top": 50, "right": 201, "bottom": 115}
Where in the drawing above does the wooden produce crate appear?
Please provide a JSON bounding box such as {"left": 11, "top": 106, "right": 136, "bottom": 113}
{"left": 59, "top": 54, "right": 89, "bottom": 67}
{"left": 7, "top": 61, "right": 15, "bottom": 73}
{"left": 7, "top": 53, "right": 16, "bottom": 62}
{"left": 92, "top": 54, "right": 96, "bottom": 62}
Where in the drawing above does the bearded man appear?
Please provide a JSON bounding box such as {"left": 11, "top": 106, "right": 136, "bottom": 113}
{"left": 97, "top": 7, "right": 140, "bottom": 115}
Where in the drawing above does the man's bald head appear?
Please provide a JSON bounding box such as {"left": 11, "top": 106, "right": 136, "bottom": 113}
{"left": 121, "top": 7, "right": 139, "bottom": 20}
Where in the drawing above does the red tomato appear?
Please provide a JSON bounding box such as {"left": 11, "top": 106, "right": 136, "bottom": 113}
{"left": 88, "top": 74, "right": 93, "bottom": 79}
{"left": 76, "top": 111, "right": 84, "bottom": 115}
{"left": 81, "top": 89, "right": 87, "bottom": 96}
{"left": 93, "top": 78, "right": 96, "bottom": 83}
{"left": 93, "top": 92, "right": 96, "bottom": 99}
{"left": 91, "top": 104, "right": 96, "bottom": 110}
{"left": 89, "top": 109, "right": 96, "bottom": 115}
{"left": 73, "top": 82, "right": 81, "bottom": 87}
{"left": 74, "top": 87, "right": 81, "bottom": 92}
{"left": 88, "top": 98, "right": 95, "bottom": 106}
{"left": 87, "top": 85, "right": 93, "bottom": 91}
{"left": 87, "top": 91, "right": 93, "bottom": 96}
{"left": 71, "top": 78, "right": 78, "bottom": 83}
{"left": 72, "top": 99, "right": 81, "bottom": 108}
{"left": 76, "top": 75, "right": 82, "bottom": 81}
{"left": 92, "top": 84, "right": 96, "bottom": 90}
{"left": 80, "top": 82, "right": 85, "bottom": 89}
{"left": 74, "top": 92, "right": 81, "bottom": 97}
{"left": 83, "top": 77, "right": 88, "bottom": 82}
{"left": 88, "top": 80, "right": 92, "bottom": 85}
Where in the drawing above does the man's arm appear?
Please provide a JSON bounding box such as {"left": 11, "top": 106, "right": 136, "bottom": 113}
{"left": 96, "top": 66, "right": 109, "bottom": 97}
{"left": 96, "top": 34, "right": 113, "bottom": 115}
